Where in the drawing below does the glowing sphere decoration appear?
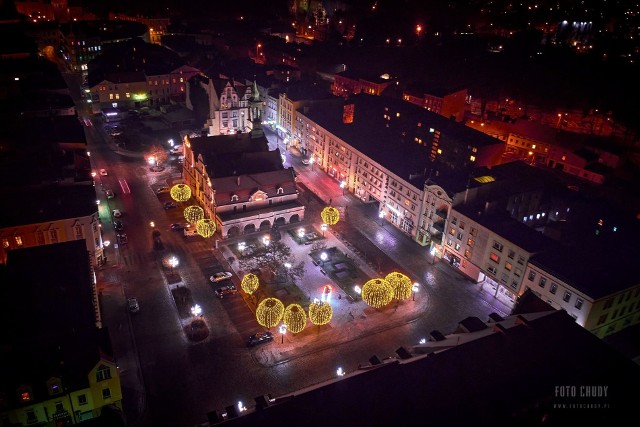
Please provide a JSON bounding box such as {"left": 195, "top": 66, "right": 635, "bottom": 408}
{"left": 241, "top": 273, "right": 259, "bottom": 295}
{"left": 361, "top": 278, "right": 393, "bottom": 308}
{"left": 184, "top": 205, "right": 204, "bottom": 224}
{"left": 320, "top": 206, "right": 340, "bottom": 226}
{"left": 308, "top": 300, "right": 333, "bottom": 326}
{"left": 170, "top": 184, "right": 191, "bottom": 202}
{"left": 385, "top": 272, "right": 413, "bottom": 300}
{"left": 195, "top": 219, "right": 216, "bottom": 238}
{"left": 256, "top": 298, "right": 284, "bottom": 329}
{"left": 283, "top": 304, "right": 307, "bottom": 334}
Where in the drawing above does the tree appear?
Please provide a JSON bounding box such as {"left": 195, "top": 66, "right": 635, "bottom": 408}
{"left": 146, "top": 144, "right": 168, "bottom": 166}
{"left": 239, "top": 241, "right": 305, "bottom": 283}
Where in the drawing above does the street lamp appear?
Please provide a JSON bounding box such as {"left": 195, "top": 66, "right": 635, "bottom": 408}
{"left": 321, "top": 223, "right": 328, "bottom": 237}
{"left": 340, "top": 180, "right": 346, "bottom": 196}
{"left": 169, "top": 256, "right": 179, "bottom": 274}
{"left": 378, "top": 210, "right": 385, "bottom": 225}
{"left": 262, "top": 235, "right": 270, "bottom": 246}
{"left": 191, "top": 304, "right": 202, "bottom": 317}
{"left": 150, "top": 221, "right": 155, "bottom": 228}
{"left": 297, "top": 227, "right": 305, "bottom": 239}
{"left": 354, "top": 285, "right": 361, "bottom": 300}
{"left": 320, "top": 251, "right": 328, "bottom": 265}
{"left": 309, "top": 156, "right": 315, "bottom": 171}
{"left": 238, "top": 241, "right": 246, "bottom": 253}
{"left": 412, "top": 282, "right": 420, "bottom": 301}
{"left": 336, "top": 367, "right": 345, "bottom": 377}
{"left": 279, "top": 323, "right": 287, "bottom": 343}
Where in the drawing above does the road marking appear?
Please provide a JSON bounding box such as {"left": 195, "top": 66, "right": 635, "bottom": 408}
{"left": 119, "top": 179, "right": 131, "bottom": 194}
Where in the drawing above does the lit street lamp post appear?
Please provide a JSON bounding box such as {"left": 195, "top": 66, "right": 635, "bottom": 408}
{"left": 378, "top": 210, "right": 385, "bottom": 226}
{"left": 320, "top": 251, "right": 328, "bottom": 266}
{"left": 354, "top": 285, "right": 361, "bottom": 301}
{"left": 191, "top": 304, "right": 202, "bottom": 318}
{"left": 279, "top": 324, "right": 287, "bottom": 344}
{"left": 321, "top": 223, "right": 328, "bottom": 237}
{"left": 169, "top": 256, "right": 179, "bottom": 275}
{"left": 309, "top": 156, "right": 315, "bottom": 171}
{"left": 340, "top": 180, "right": 346, "bottom": 196}
{"left": 412, "top": 282, "right": 420, "bottom": 301}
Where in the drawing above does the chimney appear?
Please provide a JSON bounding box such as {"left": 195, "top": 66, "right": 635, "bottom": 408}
{"left": 343, "top": 101, "right": 354, "bottom": 124}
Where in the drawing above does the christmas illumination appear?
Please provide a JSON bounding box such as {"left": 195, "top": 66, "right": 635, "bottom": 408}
{"left": 170, "top": 184, "right": 191, "bottom": 202}
{"left": 385, "top": 272, "right": 413, "bottom": 300}
{"left": 241, "top": 273, "right": 259, "bottom": 295}
{"left": 196, "top": 218, "right": 216, "bottom": 238}
{"left": 361, "top": 278, "right": 393, "bottom": 308}
{"left": 308, "top": 300, "right": 333, "bottom": 325}
{"left": 283, "top": 304, "right": 307, "bottom": 334}
{"left": 256, "top": 298, "right": 284, "bottom": 329}
{"left": 184, "top": 205, "right": 204, "bottom": 224}
{"left": 320, "top": 206, "right": 340, "bottom": 226}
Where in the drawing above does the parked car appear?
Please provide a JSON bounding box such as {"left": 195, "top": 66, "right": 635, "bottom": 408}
{"left": 113, "top": 220, "right": 124, "bottom": 232}
{"left": 247, "top": 331, "right": 273, "bottom": 347}
{"left": 214, "top": 285, "right": 238, "bottom": 298}
{"left": 156, "top": 186, "right": 170, "bottom": 194}
{"left": 210, "top": 272, "right": 233, "bottom": 283}
{"left": 183, "top": 227, "right": 199, "bottom": 237}
{"left": 105, "top": 189, "right": 115, "bottom": 199}
{"left": 99, "top": 168, "right": 108, "bottom": 176}
{"left": 127, "top": 297, "right": 140, "bottom": 313}
{"left": 163, "top": 201, "right": 177, "bottom": 209}
{"left": 301, "top": 158, "right": 310, "bottom": 165}
{"left": 150, "top": 165, "right": 166, "bottom": 172}
{"left": 170, "top": 223, "right": 187, "bottom": 231}
{"left": 117, "top": 233, "right": 128, "bottom": 244}
{"left": 112, "top": 209, "right": 122, "bottom": 218}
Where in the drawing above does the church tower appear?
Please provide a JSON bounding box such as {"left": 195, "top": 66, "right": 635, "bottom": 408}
{"left": 249, "top": 80, "right": 264, "bottom": 139}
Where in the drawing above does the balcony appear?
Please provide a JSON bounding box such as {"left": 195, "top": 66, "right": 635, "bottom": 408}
{"left": 435, "top": 208, "right": 448, "bottom": 219}
{"left": 432, "top": 221, "right": 445, "bottom": 233}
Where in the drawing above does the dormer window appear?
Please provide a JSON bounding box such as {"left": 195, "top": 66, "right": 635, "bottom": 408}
{"left": 231, "top": 194, "right": 239, "bottom": 202}
{"left": 277, "top": 187, "right": 284, "bottom": 195}
{"left": 47, "top": 378, "right": 63, "bottom": 396}
{"left": 17, "top": 385, "right": 32, "bottom": 402}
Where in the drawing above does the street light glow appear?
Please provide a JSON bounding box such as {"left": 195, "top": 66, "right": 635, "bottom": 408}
{"left": 336, "top": 367, "right": 345, "bottom": 377}
{"left": 169, "top": 256, "right": 179, "bottom": 268}
{"left": 191, "top": 304, "right": 202, "bottom": 317}
{"left": 320, "top": 252, "right": 328, "bottom": 262}
{"left": 354, "top": 285, "right": 362, "bottom": 294}
{"left": 297, "top": 227, "right": 305, "bottom": 238}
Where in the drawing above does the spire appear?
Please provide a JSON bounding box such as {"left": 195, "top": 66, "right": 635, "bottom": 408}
{"left": 249, "top": 80, "right": 264, "bottom": 139}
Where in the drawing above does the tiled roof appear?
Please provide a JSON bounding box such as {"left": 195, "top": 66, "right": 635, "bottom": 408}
{"left": 214, "top": 169, "right": 297, "bottom": 206}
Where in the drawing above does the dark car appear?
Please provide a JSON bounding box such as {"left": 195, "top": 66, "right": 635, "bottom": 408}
{"left": 214, "top": 285, "right": 237, "bottom": 298}
{"left": 117, "top": 233, "right": 128, "bottom": 244}
{"left": 163, "top": 201, "right": 177, "bottom": 209}
{"left": 247, "top": 331, "right": 273, "bottom": 347}
{"left": 113, "top": 220, "right": 124, "bottom": 232}
{"left": 170, "top": 223, "right": 187, "bottom": 231}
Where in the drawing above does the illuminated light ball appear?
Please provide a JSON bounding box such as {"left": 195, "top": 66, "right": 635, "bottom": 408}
{"left": 183, "top": 205, "right": 204, "bottom": 224}
{"left": 283, "top": 304, "right": 307, "bottom": 334}
{"left": 385, "top": 272, "right": 413, "bottom": 300}
{"left": 361, "top": 278, "right": 393, "bottom": 308}
{"left": 196, "top": 218, "right": 216, "bottom": 238}
{"left": 308, "top": 300, "right": 333, "bottom": 326}
{"left": 320, "top": 206, "right": 340, "bottom": 226}
{"left": 256, "top": 298, "right": 284, "bottom": 329}
{"left": 241, "top": 273, "right": 259, "bottom": 295}
{"left": 170, "top": 184, "right": 191, "bottom": 202}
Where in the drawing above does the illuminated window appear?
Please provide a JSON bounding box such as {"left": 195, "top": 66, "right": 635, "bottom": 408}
{"left": 505, "top": 262, "right": 512, "bottom": 271}
{"left": 467, "top": 238, "right": 474, "bottom": 247}
{"left": 115, "top": 94, "right": 120, "bottom": 99}
{"left": 470, "top": 155, "right": 476, "bottom": 162}
{"left": 125, "top": 92, "right": 130, "bottom": 98}
{"left": 489, "top": 253, "right": 500, "bottom": 263}
{"left": 437, "top": 148, "right": 442, "bottom": 154}
{"left": 21, "top": 392, "right": 31, "bottom": 402}
{"left": 15, "top": 236, "right": 22, "bottom": 246}
{"left": 109, "top": 94, "right": 113, "bottom": 100}
{"left": 3, "top": 238, "right": 9, "bottom": 248}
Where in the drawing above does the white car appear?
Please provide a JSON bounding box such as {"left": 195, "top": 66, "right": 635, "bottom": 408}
{"left": 112, "top": 209, "right": 122, "bottom": 218}
{"left": 105, "top": 190, "right": 115, "bottom": 199}
{"left": 301, "top": 158, "right": 310, "bottom": 165}
{"left": 99, "top": 168, "right": 108, "bottom": 176}
{"left": 210, "top": 272, "right": 233, "bottom": 283}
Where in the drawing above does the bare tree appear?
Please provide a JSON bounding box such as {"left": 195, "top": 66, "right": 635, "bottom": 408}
{"left": 239, "top": 241, "right": 305, "bottom": 283}
{"left": 146, "top": 144, "right": 168, "bottom": 165}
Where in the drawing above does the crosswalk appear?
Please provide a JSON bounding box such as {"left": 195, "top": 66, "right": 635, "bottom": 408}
{"left": 116, "top": 239, "right": 215, "bottom": 266}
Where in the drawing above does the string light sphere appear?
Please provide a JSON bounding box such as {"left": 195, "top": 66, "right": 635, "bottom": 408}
{"left": 361, "top": 278, "right": 393, "bottom": 308}
{"left": 241, "top": 273, "right": 260, "bottom": 295}
{"left": 385, "top": 272, "right": 413, "bottom": 300}
{"left": 320, "top": 206, "right": 340, "bottom": 226}
{"left": 196, "top": 218, "right": 216, "bottom": 238}
{"left": 184, "top": 205, "right": 204, "bottom": 224}
{"left": 308, "top": 300, "right": 333, "bottom": 326}
{"left": 283, "top": 304, "right": 307, "bottom": 334}
{"left": 170, "top": 184, "right": 191, "bottom": 202}
{"left": 256, "top": 298, "right": 284, "bottom": 329}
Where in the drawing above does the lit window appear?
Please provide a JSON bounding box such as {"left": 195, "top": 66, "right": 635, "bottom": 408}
{"left": 14, "top": 236, "right": 23, "bottom": 246}
{"left": 21, "top": 392, "right": 31, "bottom": 402}
{"left": 505, "top": 262, "right": 512, "bottom": 271}
{"left": 125, "top": 92, "right": 130, "bottom": 98}
{"left": 437, "top": 148, "right": 442, "bottom": 154}
{"left": 470, "top": 155, "right": 476, "bottom": 162}
{"left": 489, "top": 253, "right": 500, "bottom": 263}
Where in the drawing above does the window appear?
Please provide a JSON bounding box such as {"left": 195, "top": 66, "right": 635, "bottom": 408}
{"left": 596, "top": 314, "right": 607, "bottom": 325}
{"left": 550, "top": 283, "right": 558, "bottom": 295}
{"left": 231, "top": 195, "right": 239, "bottom": 202}
{"left": 514, "top": 268, "right": 522, "bottom": 277}
{"left": 489, "top": 253, "right": 500, "bottom": 263}
{"left": 492, "top": 241, "right": 503, "bottom": 252}
{"left": 277, "top": 187, "right": 284, "bottom": 195}
{"left": 611, "top": 309, "right": 618, "bottom": 319}
{"left": 102, "top": 388, "right": 111, "bottom": 399}
{"left": 511, "top": 281, "right": 519, "bottom": 289}
{"left": 575, "top": 298, "right": 584, "bottom": 310}
{"left": 505, "top": 262, "right": 512, "bottom": 271}
{"left": 96, "top": 365, "right": 111, "bottom": 382}
{"left": 26, "top": 410, "right": 37, "bottom": 424}
{"left": 528, "top": 271, "right": 536, "bottom": 281}
{"left": 464, "top": 249, "right": 472, "bottom": 258}
{"left": 55, "top": 402, "right": 64, "bottom": 412}
{"left": 2, "top": 238, "right": 8, "bottom": 248}
{"left": 470, "top": 227, "right": 478, "bottom": 236}
{"left": 467, "top": 238, "right": 474, "bottom": 247}
{"left": 454, "top": 243, "right": 461, "bottom": 251}
{"left": 451, "top": 217, "right": 457, "bottom": 225}
{"left": 508, "top": 250, "right": 515, "bottom": 259}
{"left": 517, "top": 256, "right": 525, "bottom": 265}
{"left": 603, "top": 298, "right": 614, "bottom": 309}
{"left": 78, "top": 394, "right": 87, "bottom": 405}
{"left": 456, "top": 232, "right": 463, "bottom": 240}
{"left": 50, "top": 229, "right": 58, "bottom": 243}
{"left": 539, "top": 277, "right": 546, "bottom": 288}
{"left": 487, "top": 266, "right": 497, "bottom": 275}
{"left": 15, "top": 236, "right": 23, "bottom": 246}
{"left": 563, "top": 291, "right": 572, "bottom": 302}
{"left": 459, "top": 221, "right": 465, "bottom": 230}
